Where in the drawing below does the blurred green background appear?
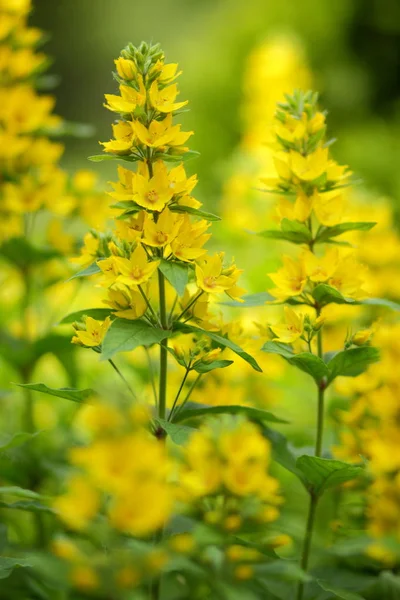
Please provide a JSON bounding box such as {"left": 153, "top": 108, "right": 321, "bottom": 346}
{"left": 32, "top": 0, "right": 400, "bottom": 207}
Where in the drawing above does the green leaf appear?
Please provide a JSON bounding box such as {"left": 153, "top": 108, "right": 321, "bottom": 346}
{"left": 0, "top": 557, "right": 32, "bottom": 580}
{"left": 0, "top": 486, "right": 42, "bottom": 500}
{"left": 316, "top": 580, "right": 366, "bottom": 600}
{"left": 261, "top": 426, "right": 307, "bottom": 484}
{"left": 312, "top": 284, "right": 356, "bottom": 307}
{"left": 327, "top": 347, "right": 380, "bottom": 383}
{"left": 88, "top": 154, "right": 139, "bottom": 163}
{"left": 15, "top": 383, "right": 94, "bottom": 403}
{"left": 296, "top": 455, "right": 364, "bottom": 495}
{"left": 0, "top": 500, "right": 52, "bottom": 513}
{"left": 362, "top": 297, "right": 400, "bottom": 311}
{"left": 102, "top": 318, "right": 172, "bottom": 360}
{"left": 154, "top": 418, "right": 194, "bottom": 445}
{"left": 259, "top": 218, "right": 312, "bottom": 244}
{"left": 262, "top": 342, "right": 329, "bottom": 384}
{"left": 160, "top": 149, "right": 200, "bottom": 163}
{"left": 67, "top": 261, "right": 101, "bottom": 281}
{"left": 173, "top": 403, "right": 289, "bottom": 424}
{"left": 174, "top": 323, "right": 262, "bottom": 372}
{"left": 0, "top": 237, "right": 59, "bottom": 269}
{"left": 315, "top": 222, "right": 376, "bottom": 244}
{"left": 221, "top": 292, "right": 274, "bottom": 307}
{"left": 191, "top": 359, "right": 234, "bottom": 373}
{"left": 169, "top": 204, "right": 221, "bottom": 221}
{"left": 59, "top": 308, "right": 112, "bottom": 325}
{"left": 365, "top": 571, "right": 400, "bottom": 600}
{"left": 159, "top": 259, "right": 189, "bottom": 296}
{"left": 0, "top": 431, "right": 40, "bottom": 452}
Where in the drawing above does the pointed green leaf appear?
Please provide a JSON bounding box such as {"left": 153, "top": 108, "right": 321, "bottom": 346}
{"left": 59, "top": 308, "right": 112, "bottom": 325}
{"left": 15, "top": 383, "right": 94, "bottom": 403}
{"left": 0, "top": 431, "right": 41, "bottom": 452}
{"left": 312, "top": 284, "right": 356, "bottom": 307}
{"left": 296, "top": 455, "right": 364, "bottom": 495}
{"left": 191, "top": 359, "right": 233, "bottom": 373}
{"left": 159, "top": 259, "right": 189, "bottom": 297}
{"left": 261, "top": 426, "right": 307, "bottom": 485}
{"left": 259, "top": 218, "right": 312, "bottom": 244}
{"left": 262, "top": 342, "right": 329, "bottom": 384}
{"left": 169, "top": 205, "right": 221, "bottom": 221}
{"left": 88, "top": 154, "right": 139, "bottom": 163}
{"left": 173, "top": 403, "right": 289, "bottom": 424}
{"left": 315, "top": 221, "right": 376, "bottom": 244}
{"left": 221, "top": 292, "right": 274, "bottom": 307}
{"left": 0, "top": 557, "right": 33, "bottom": 580}
{"left": 154, "top": 418, "right": 194, "bottom": 445}
{"left": 0, "top": 487, "right": 42, "bottom": 500}
{"left": 102, "top": 318, "right": 172, "bottom": 360}
{"left": 327, "top": 347, "right": 380, "bottom": 383}
{"left": 316, "top": 580, "right": 365, "bottom": 600}
{"left": 67, "top": 261, "right": 101, "bottom": 281}
{"left": 0, "top": 500, "right": 52, "bottom": 513}
{"left": 174, "top": 323, "right": 262, "bottom": 372}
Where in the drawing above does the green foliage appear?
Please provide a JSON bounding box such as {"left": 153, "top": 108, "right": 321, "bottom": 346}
{"left": 172, "top": 403, "right": 288, "bottom": 424}
{"left": 262, "top": 342, "right": 329, "bottom": 384}
{"left": 327, "top": 347, "right": 380, "bottom": 383}
{"left": 316, "top": 580, "right": 366, "bottom": 600}
{"left": 67, "top": 261, "right": 102, "bottom": 280}
{"left": 169, "top": 204, "right": 221, "bottom": 221}
{"left": 314, "top": 222, "right": 376, "bottom": 244}
{"left": 15, "top": 383, "right": 94, "bottom": 403}
{"left": 159, "top": 259, "right": 189, "bottom": 296}
{"left": 296, "top": 455, "right": 364, "bottom": 495}
{"left": 101, "top": 318, "right": 172, "bottom": 360}
{"left": 59, "top": 308, "right": 112, "bottom": 325}
{"left": 259, "top": 219, "right": 312, "bottom": 244}
{"left": 0, "top": 557, "right": 32, "bottom": 580}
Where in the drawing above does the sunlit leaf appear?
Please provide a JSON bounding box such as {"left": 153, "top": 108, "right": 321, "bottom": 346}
{"left": 15, "top": 383, "right": 94, "bottom": 403}
{"left": 102, "top": 318, "right": 171, "bottom": 360}
{"left": 296, "top": 455, "right": 364, "bottom": 495}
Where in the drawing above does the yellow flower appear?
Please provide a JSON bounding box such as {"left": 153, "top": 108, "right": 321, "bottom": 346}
{"left": 116, "top": 244, "right": 160, "bottom": 287}
{"left": 313, "top": 189, "right": 345, "bottom": 227}
{"left": 104, "top": 288, "right": 147, "bottom": 320}
{"left": 135, "top": 161, "right": 173, "bottom": 212}
{"left": 277, "top": 193, "right": 313, "bottom": 223}
{"left": 71, "top": 232, "right": 100, "bottom": 268}
{"left": 104, "top": 83, "right": 145, "bottom": 113}
{"left": 268, "top": 255, "right": 307, "bottom": 300}
{"left": 195, "top": 253, "right": 237, "bottom": 296}
{"left": 329, "top": 254, "right": 368, "bottom": 299}
{"left": 132, "top": 114, "right": 192, "bottom": 148}
{"left": 142, "top": 207, "right": 182, "bottom": 247}
{"left": 114, "top": 211, "right": 145, "bottom": 242}
{"left": 114, "top": 56, "right": 136, "bottom": 80}
{"left": 97, "top": 256, "right": 120, "bottom": 286}
{"left": 168, "top": 163, "right": 198, "bottom": 195}
{"left": 303, "top": 247, "right": 339, "bottom": 282}
{"left": 72, "top": 316, "right": 111, "bottom": 348}
{"left": 352, "top": 328, "right": 373, "bottom": 346}
{"left": 53, "top": 475, "right": 99, "bottom": 530}
{"left": 149, "top": 81, "right": 188, "bottom": 113}
{"left": 290, "top": 147, "right": 329, "bottom": 182}
{"left": 270, "top": 306, "right": 304, "bottom": 344}
{"left": 170, "top": 215, "right": 210, "bottom": 262}
{"left": 100, "top": 121, "right": 134, "bottom": 154}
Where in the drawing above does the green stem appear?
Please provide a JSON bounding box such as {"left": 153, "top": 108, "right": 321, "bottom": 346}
{"left": 108, "top": 359, "right": 136, "bottom": 399}
{"left": 169, "top": 366, "right": 191, "bottom": 421}
{"left": 175, "top": 291, "right": 203, "bottom": 322}
{"left": 157, "top": 269, "right": 168, "bottom": 420}
{"left": 296, "top": 323, "right": 325, "bottom": 600}
{"left": 145, "top": 347, "right": 158, "bottom": 409}
{"left": 173, "top": 373, "right": 202, "bottom": 420}
{"left": 139, "top": 285, "right": 160, "bottom": 326}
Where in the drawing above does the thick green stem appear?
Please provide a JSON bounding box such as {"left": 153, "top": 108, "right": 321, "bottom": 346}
{"left": 296, "top": 493, "right": 319, "bottom": 600}
{"left": 157, "top": 269, "right": 168, "bottom": 420}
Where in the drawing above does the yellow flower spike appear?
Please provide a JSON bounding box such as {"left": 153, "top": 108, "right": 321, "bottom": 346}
{"left": 132, "top": 114, "right": 193, "bottom": 149}
{"left": 108, "top": 164, "right": 137, "bottom": 201}
{"left": 270, "top": 306, "right": 304, "bottom": 344}
{"left": 142, "top": 207, "right": 182, "bottom": 248}
{"left": 268, "top": 255, "right": 307, "bottom": 300}
{"left": 72, "top": 316, "right": 111, "bottom": 348}
{"left": 116, "top": 244, "right": 160, "bottom": 288}
{"left": 149, "top": 81, "right": 188, "bottom": 113}
{"left": 303, "top": 247, "right": 339, "bottom": 283}
{"left": 114, "top": 56, "right": 136, "bottom": 81}
{"left": 104, "top": 287, "right": 147, "bottom": 320}
{"left": 289, "top": 147, "right": 329, "bottom": 182}
{"left": 100, "top": 121, "right": 135, "bottom": 154}
{"left": 134, "top": 160, "right": 173, "bottom": 212}
{"left": 170, "top": 215, "right": 210, "bottom": 262}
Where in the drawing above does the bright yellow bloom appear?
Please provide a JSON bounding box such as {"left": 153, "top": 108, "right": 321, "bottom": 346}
{"left": 116, "top": 244, "right": 160, "bottom": 287}
{"left": 100, "top": 121, "right": 134, "bottom": 154}
{"left": 290, "top": 147, "right": 329, "bottom": 182}
{"left": 104, "top": 288, "right": 147, "bottom": 320}
{"left": 71, "top": 232, "right": 100, "bottom": 268}
{"left": 114, "top": 212, "right": 145, "bottom": 242}
{"left": 313, "top": 189, "right": 345, "bottom": 226}
{"left": 352, "top": 328, "right": 373, "bottom": 346}
{"left": 303, "top": 247, "right": 339, "bottom": 282}
{"left": 170, "top": 215, "right": 210, "bottom": 262}
{"left": 97, "top": 256, "right": 120, "bottom": 286}
{"left": 277, "top": 193, "right": 313, "bottom": 223}
{"left": 268, "top": 255, "right": 307, "bottom": 300}
{"left": 135, "top": 161, "right": 173, "bottom": 212}
{"left": 142, "top": 207, "right": 182, "bottom": 247}
{"left": 149, "top": 81, "right": 188, "bottom": 113}
{"left": 72, "top": 316, "right": 111, "bottom": 348}
{"left": 329, "top": 254, "right": 368, "bottom": 299}
{"left": 131, "top": 114, "right": 192, "bottom": 148}
{"left": 168, "top": 163, "right": 198, "bottom": 195}
{"left": 196, "top": 253, "right": 239, "bottom": 296}
{"left": 114, "top": 56, "right": 136, "bottom": 80}
{"left": 269, "top": 306, "right": 304, "bottom": 344}
{"left": 104, "top": 83, "right": 145, "bottom": 113}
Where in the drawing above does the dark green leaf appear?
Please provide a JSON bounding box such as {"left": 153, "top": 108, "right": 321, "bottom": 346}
{"left": 102, "top": 318, "right": 172, "bottom": 360}
{"left": 88, "top": 154, "right": 139, "bottom": 163}
{"left": 221, "top": 292, "right": 274, "bottom": 307}
{"left": 154, "top": 418, "right": 194, "bottom": 445}
{"left": 0, "top": 500, "right": 52, "bottom": 513}
{"left": 312, "top": 284, "right": 356, "bottom": 307}
{"left": 59, "top": 308, "right": 112, "bottom": 325}
{"left": 191, "top": 359, "right": 233, "bottom": 373}
{"left": 0, "top": 557, "right": 32, "bottom": 580}
{"left": 174, "top": 323, "right": 262, "bottom": 372}
{"left": 15, "top": 383, "right": 94, "bottom": 403}
{"left": 173, "top": 403, "right": 289, "bottom": 424}
{"left": 67, "top": 261, "right": 101, "bottom": 281}
{"left": 169, "top": 205, "right": 221, "bottom": 221}
{"left": 255, "top": 559, "right": 309, "bottom": 582}
{"left": 262, "top": 342, "right": 329, "bottom": 384}
{"left": 296, "top": 455, "right": 364, "bottom": 495}
{"left": 315, "top": 222, "right": 376, "bottom": 244}
{"left": 316, "top": 580, "right": 366, "bottom": 600}
{"left": 0, "top": 486, "right": 42, "bottom": 500}
{"left": 327, "top": 347, "right": 380, "bottom": 383}
{"left": 259, "top": 219, "right": 312, "bottom": 244}
{"left": 261, "top": 426, "right": 307, "bottom": 485}
{"left": 159, "top": 259, "right": 189, "bottom": 297}
{"left": 364, "top": 571, "right": 400, "bottom": 600}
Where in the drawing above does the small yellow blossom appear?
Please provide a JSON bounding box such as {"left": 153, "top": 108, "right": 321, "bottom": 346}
{"left": 72, "top": 316, "right": 111, "bottom": 348}
{"left": 270, "top": 306, "right": 304, "bottom": 344}
{"left": 116, "top": 244, "right": 160, "bottom": 287}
